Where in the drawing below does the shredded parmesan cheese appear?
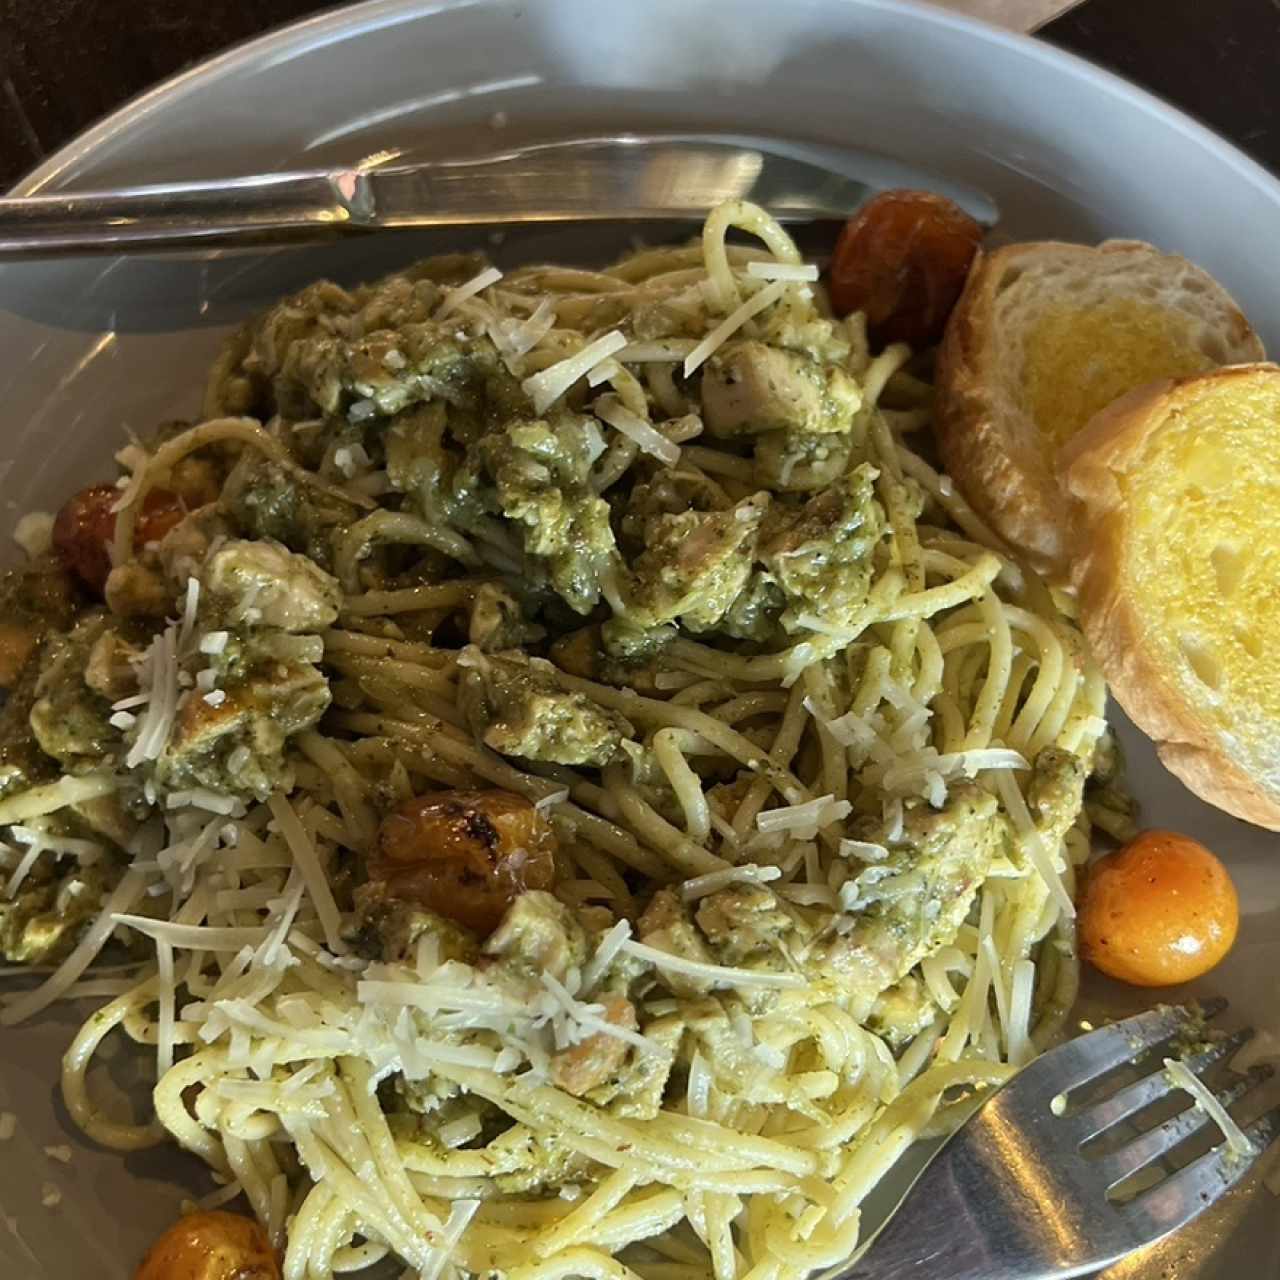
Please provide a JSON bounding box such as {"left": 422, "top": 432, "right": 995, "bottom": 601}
{"left": 438, "top": 1113, "right": 484, "bottom": 1149}
{"left": 1164, "top": 1057, "right": 1254, "bottom": 1159}
{"left": 534, "top": 788, "right": 569, "bottom": 813}
{"left": 111, "top": 917, "right": 267, "bottom": 951}
{"left": 1, "top": 868, "right": 147, "bottom": 1025}
{"left": 127, "top": 626, "right": 180, "bottom": 767}
{"left": 620, "top": 939, "right": 804, "bottom": 990}
{"left": 680, "top": 864, "right": 781, "bottom": 902}
{"left": 745, "top": 261, "right": 819, "bottom": 282}
{"left": 683, "top": 279, "right": 786, "bottom": 377}
{"left": 0, "top": 772, "right": 117, "bottom": 827}
{"left": 522, "top": 331, "right": 627, "bottom": 414}
{"left": 488, "top": 299, "right": 556, "bottom": 370}
{"left": 579, "top": 919, "right": 633, "bottom": 993}
{"left": 756, "top": 794, "right": 851, "bottom": 838}
{"left": 420, "top": 1199, "right": 480, "bottom": 1280}
{"left": 438, "top": 267, "right": 503, "bottom": 318}
{"left": 595, "top": 395, "right": 681, "bottom": 466}
{"left": 268, "top": 793, "right": 346, "bottom": 953}
{"left": 837, "top": 839, "right": 889, "bottom": 862}
{"left": 994, "top": 770, "right": 1074, "bottom": 918}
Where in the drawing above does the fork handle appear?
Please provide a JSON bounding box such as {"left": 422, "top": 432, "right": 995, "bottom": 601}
{"left": 831, "top": 1128, "right": 1097, "bottom": 1280}
{"left": 835, "top": 1212, "right": 1009, "bottom": 1280}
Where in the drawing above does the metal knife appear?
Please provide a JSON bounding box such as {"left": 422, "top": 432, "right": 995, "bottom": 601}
{"left": 0, "top": 133, "right": 998, "bottom": 257}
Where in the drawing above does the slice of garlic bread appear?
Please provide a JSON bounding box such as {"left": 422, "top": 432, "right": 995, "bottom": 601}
{"left": 936, "top": 240, "right": 1263, "bottom": 577}
{"left": 1062, "top": 363, "right": 1280, "bottom": 829}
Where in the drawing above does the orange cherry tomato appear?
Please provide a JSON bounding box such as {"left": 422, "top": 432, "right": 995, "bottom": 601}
{"left": 135, "top": 1210, "right": 279, "bottom": 1280}
{"left": 827, "top": 189, "right": 983, "bottom": 347}
{"left": 372, "top": 789, "right": 557, "bottom": 935}
{"left": 52, "top": 483, "right": 185, "bottom": 594}
{"left": 1079, "top": 830, "right": 1238, "bottom": 987}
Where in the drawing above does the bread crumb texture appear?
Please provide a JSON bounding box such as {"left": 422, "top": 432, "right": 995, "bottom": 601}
{"left": 1020, "top": 298, "right": 1216, "bottom": 451}
{"left": 1065, "top": 365, "right": 1280, "bottom": 827}
{"left": 1118, "top": 374, "right": 1278, "bottom": 739}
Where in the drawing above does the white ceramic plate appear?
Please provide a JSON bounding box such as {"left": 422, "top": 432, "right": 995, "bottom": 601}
{"left": 1, "top": 2, "right": 1277, "bottom": 1277}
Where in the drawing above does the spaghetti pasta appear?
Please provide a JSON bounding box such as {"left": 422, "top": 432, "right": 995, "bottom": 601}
{"left": 0, "top": 199, "right": 1111, "bottom": 1280}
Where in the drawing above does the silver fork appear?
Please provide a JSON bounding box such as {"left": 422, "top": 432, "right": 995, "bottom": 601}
{"left": 837, "top": 1000, "right": 1278, "bottom": 1280}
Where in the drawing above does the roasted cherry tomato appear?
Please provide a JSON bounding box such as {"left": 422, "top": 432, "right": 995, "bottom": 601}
{"left": 827, "top": 189, "right": 983, "bottom": 347}
{"left": 372, "top": 789, "right": 557, "bottom": 935}
{"left": 1080, "top": 830, "right": 1239, "bottom": 987}
{"left": 135, "top": 1211, "right": 279, "bottom": 1280}
{"left": 52, "top": 483, "right": 185, "bottom": 593}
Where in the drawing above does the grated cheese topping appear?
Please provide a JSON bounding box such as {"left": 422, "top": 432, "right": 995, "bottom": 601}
{"left": 487, "top": 298, "right": 556, "bottom": 369}
{"left": 579, "top": 919, "right": 633, "bottom": 993}
{"left": 438, "top": 267, "right": 503, "bottom": 318}
{"left": 993, "top": 770, "right": 1074, "bottom": 918}
{"left": 756, "top": 794, "right": 851, "bottom": 839}
{"left": 1165, "top": 1057, "right": 1254, "bottom": 1159}
{"left": 594, "top": 395, "right": 681, "bottom": 466}
{"left": 745, "top": 261, "right": 819, "bottom": 282}
{"left": 680, "top": 864, "right": 782, "bottom": 902}
{"left": 522, "top": 331, "right": 627, "bottom": 415}
{"left": 619, "top": 939, "right": 805, "bottom": 990}
{"left": 837, "top": 839, "right": 889, "bottom": 863}
{"left": 126, "top": 625, "right": 181, "bottom": 768}
{"left": 683, "top": 279, "right": 786, "bottom": 377}
{"left": 268, "top": 794, "right": 346, "bottom": 954}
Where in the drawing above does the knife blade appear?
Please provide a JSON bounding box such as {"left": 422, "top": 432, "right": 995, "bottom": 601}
{"left": 0, "top": 133, "right": 997, "bottom": 257}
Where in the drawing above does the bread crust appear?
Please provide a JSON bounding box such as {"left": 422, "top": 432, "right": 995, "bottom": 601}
{"left": 1061, "top": 363, "right": 1280, "bottom": 830}
{"left": 935, "top": 240, "right": 1264, "bottom": 582}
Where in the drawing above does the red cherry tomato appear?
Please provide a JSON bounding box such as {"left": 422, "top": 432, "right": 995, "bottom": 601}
{"left": 828, "top": 189, "right": 983, "bottom": 347}
{"left": 52, "top": 483, "right": 185, "bottom": 593}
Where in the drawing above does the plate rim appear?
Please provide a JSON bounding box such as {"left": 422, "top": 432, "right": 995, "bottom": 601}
{"left": 11, "top": 0, "right": 1280, "bottom": 217}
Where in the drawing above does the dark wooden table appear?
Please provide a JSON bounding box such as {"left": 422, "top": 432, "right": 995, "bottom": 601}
{"left": 1, "top": 0, "right": 1278, "bottom": 188}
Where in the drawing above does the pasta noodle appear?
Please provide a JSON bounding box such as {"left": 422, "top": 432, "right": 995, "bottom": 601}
{"left": 0, "top": 199, "right": 1111, "bottom": 1280}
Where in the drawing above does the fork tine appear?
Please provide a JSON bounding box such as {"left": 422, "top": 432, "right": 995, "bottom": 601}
{"left": 1093, "top": 1066, "right": 1273, "bottom": 1189}
{"left": 1124, "top": 1104, "right": 1280, "bottom": 1235}
{"left": 1027, "top": 1002, "right": 1221, "bottom": 1101}
{"left": 1073, "top": 1024, "right": 1250, "bottom": 1143}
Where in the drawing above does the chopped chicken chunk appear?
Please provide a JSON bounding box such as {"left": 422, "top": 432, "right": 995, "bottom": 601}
{"left": 759, "top": 463, "right": 884, "bottom": 631}
{"left": 700, "top": 341, "right": 861, "bottom": 437}
{"left": 695, "top": 883, "right": 795, "bottom": 969}
{"left": 458, "top": 648, "right": 633, "bottom": 767}
{"left": 819, "top": 785, "right": 1005, "bottom": 1017}
{"left": 637, "top": 888, "right": 716, "bottom": 997}
{"left": 201, "top": 539, "right": 341, "bottom": 632}
{"left": 549, "top": 996, "right": 638, "bottom": 1097}
{"left": 484, "top": 891, "right": 589, "bottom": 983}
{"left": 622, "top": 494, "right": 768, "bottom": 632}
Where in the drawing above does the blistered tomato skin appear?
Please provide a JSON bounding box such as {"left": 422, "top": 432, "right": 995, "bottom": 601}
{"left": 827, "top": 189, "right": 983, "bottom": 347}
{"left": 372, "top": 789, "right": 557, "bottom": 935}
{"left": 52, "top": 483, "right": 185, "bottom": 593}
{"left": 1079, "top": 830, "right": 1239, "bottom": 987}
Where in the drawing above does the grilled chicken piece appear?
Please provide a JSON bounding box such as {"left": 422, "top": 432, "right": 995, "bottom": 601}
{"left": 700, "top": 341, "right": 861, "bottom": 437}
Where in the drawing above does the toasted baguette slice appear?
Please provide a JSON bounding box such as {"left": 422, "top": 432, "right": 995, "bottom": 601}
{"left": 1062, "top": 363, "right": 1280, "bottom": 829}
{"left": 936, "top": 240, "right": 1263, "bottom": 577}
